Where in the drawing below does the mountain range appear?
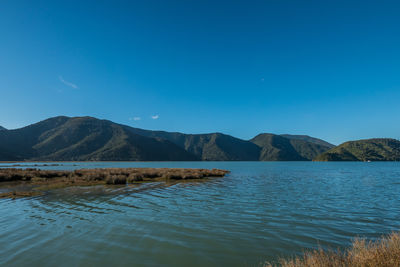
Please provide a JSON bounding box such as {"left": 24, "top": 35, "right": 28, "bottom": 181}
{"left": 0, "top": 116, "right": 335, "bottom": 161}
{"left": 0, "top": 116, "right": 399, "bottom": 161}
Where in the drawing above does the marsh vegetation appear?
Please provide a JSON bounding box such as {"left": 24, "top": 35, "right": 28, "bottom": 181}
{"left": 0, "top": 167, "right": 229, "bottom": 198}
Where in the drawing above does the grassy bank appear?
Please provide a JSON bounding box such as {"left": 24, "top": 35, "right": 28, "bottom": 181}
{"left": 266, "top": 232, "right": 400, "bottom": 267}
{"left": 0, "top": 167, "right": 229, "bottom": 198}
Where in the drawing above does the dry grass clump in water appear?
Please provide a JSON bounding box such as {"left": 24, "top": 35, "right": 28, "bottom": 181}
{"left": 0, "top": 168, "right": 229, "bottom": 183}
{"left": 0, "top": 168, "right": 229, "bottom": 197}
{"left": 265, "top": 232, "right": 400, "bottom": 267}
{"left": 71, "top": 168, "right": 228, "bottom": 183}
{"left": 0, "top": 168, "right": 229, "bottom": 198}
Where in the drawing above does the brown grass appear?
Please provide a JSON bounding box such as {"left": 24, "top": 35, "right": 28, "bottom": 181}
{"left": 0, "top": 168, "right": 230, "bottom": 198}
{"left": 265, "top": 232, "right": 400, "bottom": 267}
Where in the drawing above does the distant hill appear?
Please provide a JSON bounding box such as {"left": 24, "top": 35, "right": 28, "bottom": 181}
{"left": 128, "top": 128, "right": 334, "bottom": 161}
{"left": 250, "top": 133, "right": 332, "bottom": 161}
{"left": 0, "top": 116, "right": 335, "bottom": 161}
{"left": 280, "top": 134, "right": 334, "bottom": 148}
{"left": 0, "top": 117, "right": 197, "bottom": 161}
{"left": 127, "top": 128, "right": 260, "bottom": 161}
{"left": 314, "top": 138, "right": 400, "bottom": 161}
{"left": 0, "top": 126, "right": 6, "bottom": 131}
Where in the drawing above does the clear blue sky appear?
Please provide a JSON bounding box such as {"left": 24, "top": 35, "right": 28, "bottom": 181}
{"left": 1, "top": 0, "right": 399, "bottom": 145}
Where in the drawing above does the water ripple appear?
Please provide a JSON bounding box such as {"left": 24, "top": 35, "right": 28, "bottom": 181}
{"left": 1, "top": 162, "right": 400, "bottom": 267}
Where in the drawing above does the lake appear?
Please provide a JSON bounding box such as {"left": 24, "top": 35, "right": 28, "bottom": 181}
{"left": 1, "top": 162, "right": 400, "bottom": 266}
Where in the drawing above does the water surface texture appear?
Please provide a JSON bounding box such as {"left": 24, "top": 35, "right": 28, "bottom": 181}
{"left": 1, "top": 162, "right": 400, "bottom": 266}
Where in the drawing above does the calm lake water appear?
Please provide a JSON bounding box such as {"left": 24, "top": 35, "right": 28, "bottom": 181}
{"left": 1, "top": 162, "right": 400, "bottom": 266}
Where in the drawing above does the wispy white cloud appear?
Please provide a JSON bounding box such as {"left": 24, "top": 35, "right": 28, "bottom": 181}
{"left": 59, "top": 76, "right": 78, "bottom": 89}
{"left": 151, "top": 115, "right": 159, "bottom": 120}
{"left": 129, "top": 117, "right": 141, "bottom": 121}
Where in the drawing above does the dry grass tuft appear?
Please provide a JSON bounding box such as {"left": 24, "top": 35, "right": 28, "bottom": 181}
{"left": 265, "top": 232, "right": 400, "bottom": 267}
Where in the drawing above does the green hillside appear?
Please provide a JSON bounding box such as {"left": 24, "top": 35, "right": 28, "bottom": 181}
{"left": 250, "top": 133, "right": 333, "bottom": 161}
{"left": 288, "top": 139, "right": 334, "bottom": 160}
{"left": 251, "top": 134, "right": 305, "bottom": 160}
{"left": 0, "top": 117, "right": 197, "bottom": 161}
{"left": 127, "top": 128, "right": 261, "bottom": 161}
{"left": 314, "top": 138, "right": 400, "bottom": 161}
{"left": 280, "top": 134, "right": 334, "bottom": 148}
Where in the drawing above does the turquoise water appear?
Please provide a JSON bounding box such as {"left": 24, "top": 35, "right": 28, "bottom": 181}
{"left": 1, "top": 162, "right": 400, "bottom": 266}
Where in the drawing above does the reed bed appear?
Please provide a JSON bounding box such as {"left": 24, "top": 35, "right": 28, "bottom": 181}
{"left": 265, "top": 232, "right": 400, "bottom": 267}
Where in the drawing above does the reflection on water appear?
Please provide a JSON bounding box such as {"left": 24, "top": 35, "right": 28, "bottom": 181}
{"left": 1, "top": 162, "right": 400, "bottom": 266}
